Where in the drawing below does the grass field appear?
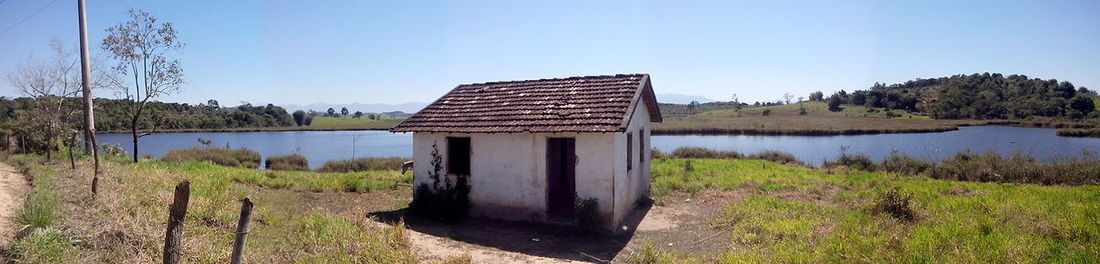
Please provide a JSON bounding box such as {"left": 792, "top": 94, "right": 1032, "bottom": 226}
{"left": 3, "top": 154, "right": 422, "bottom": 263}
{"left": 642, "top": 158, "right": 1099, "bottom": 263}
{"left": 5, "top": 153, "right": 1097, "bottom": 263}
{"left": 308, "top": 116, "right": 404, "bottom": 130}
{"left": 653, "top": 102, "right": 971, "bottom": 135}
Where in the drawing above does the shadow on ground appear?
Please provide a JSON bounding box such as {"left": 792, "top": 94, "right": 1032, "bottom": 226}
{"left": 369, "top": 205, "right": 652, "bottom": 263}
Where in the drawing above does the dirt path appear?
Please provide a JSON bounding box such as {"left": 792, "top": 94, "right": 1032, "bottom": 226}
{"left": 383, "top": 193, "right": 738, "bottom": 263}
{"left": 0, "top": 162, "right": 28, "bottom": 249}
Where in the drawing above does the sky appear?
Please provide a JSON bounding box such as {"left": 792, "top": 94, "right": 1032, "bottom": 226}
{"left": 1, "top": 0, "right": 1098, "bottom": 106}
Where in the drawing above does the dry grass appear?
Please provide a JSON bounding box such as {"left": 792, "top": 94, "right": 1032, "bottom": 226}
{"left": 319, "top": 157, "right": 409, "bottom": 172}
{"left": 264, "top": 154, "right": 309, "bottom": 171}
{"left": 4, "top": 153, "right": 417, "bottom": 263}
{"left": 161, "top": 147, "right": 261, "bottom": 168}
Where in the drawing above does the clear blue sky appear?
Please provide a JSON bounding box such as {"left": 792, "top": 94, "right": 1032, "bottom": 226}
{"left": 2, "top": 0, "right": 1098, "bottom": 105}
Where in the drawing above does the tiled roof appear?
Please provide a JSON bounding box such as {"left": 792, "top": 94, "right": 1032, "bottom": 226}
{"left": 391, "top": 74, "right": 661, "bottom": 133}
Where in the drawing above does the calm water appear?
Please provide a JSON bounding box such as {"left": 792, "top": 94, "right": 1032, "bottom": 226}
{"left": 651, "top": 126, "right": 1100, "bottom": 165}
{"left": 99, "top": 126, "right": 1100, "bottom": 168}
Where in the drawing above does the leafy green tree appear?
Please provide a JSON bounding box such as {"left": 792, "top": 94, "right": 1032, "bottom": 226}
{"left": 1069, "top": 95, "right": 1095, "bottom": 115}
{"left": 292, "top": 110, "right": 307, "bottom": 126}
{"left": 303, "top": 115, "right": 314, "bottom": 126}
{"left": 327, "top": 108, "right": 336, "bottom": 117}
{"left": 827, "top": 95, "right": 842, "bottom": 112}
{"left": 353, "top": 111, "right": 363, "bottom": 118}
{"left": 809, "top": 91, "right": 824, "bottom": 101}
{"left": 341, "top": 107, "right": 349, "bottom": 117}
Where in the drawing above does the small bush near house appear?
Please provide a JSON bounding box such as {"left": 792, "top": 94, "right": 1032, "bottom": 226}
{"left": 318, "top": 157, "right": 408, "bottom": 172}
{"left": 871, "top": 188, "right": 916, "bottom": 222}
{"left": 575, "top": 198, "right": 602, "bottom": 233}
{"left": 651, "top": 148, "right": 669, "bottom": 160}
{"left": 410, "top": 175, "right": 471, "bottom": 221}
{"left": 265, "top": 154, "right": 309, "bottom": 171}
{"left": 161, "top": 147, "right": 261, "bottom": 168}
{"left": 670, "top": 147, "right": 743, "bottom": 159}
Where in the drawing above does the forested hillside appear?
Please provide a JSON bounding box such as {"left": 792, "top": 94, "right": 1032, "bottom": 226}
{"left": 824, "top": 73, "right": 1098, "bottom": 120}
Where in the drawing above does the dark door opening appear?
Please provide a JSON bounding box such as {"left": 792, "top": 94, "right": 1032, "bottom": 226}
{"left": 447, "top": 137, "right": 471, "bottom": 175}
{"left": 546, "top": 137, "right": 576, "bottom": 223}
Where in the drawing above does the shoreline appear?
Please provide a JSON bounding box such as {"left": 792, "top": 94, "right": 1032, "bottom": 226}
{"left": 95, "top": 119, "right": 1097, "bottom": 137}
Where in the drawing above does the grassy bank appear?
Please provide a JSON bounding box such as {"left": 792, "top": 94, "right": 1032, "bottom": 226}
{"left": 653, "top": 101, "right": 1099, "bottom": 136}
{"left": 644, "top": 158, "right": 1100, "bottom": 262}
{"left": 3, "top": 153, "right": 421, "bottom": 263}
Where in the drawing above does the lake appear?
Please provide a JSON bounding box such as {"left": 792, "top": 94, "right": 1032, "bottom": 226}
{"left": 99, "top": 126, "right": 1100, "bottom": 168}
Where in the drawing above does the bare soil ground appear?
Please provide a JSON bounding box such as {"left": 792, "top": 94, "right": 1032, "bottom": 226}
{"left": 0, "top": 162, "right": 29, "bottom": 258}
{"left": 363, "top": 190, "right": 747, "bottom": 263}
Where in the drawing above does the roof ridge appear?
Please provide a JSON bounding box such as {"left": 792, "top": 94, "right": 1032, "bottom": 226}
{"left": 459, "top": 73, "right": 647, "bottom": 87}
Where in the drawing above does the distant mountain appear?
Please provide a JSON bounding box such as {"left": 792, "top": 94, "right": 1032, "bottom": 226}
{"left": 282, "top": 102, "right": 427, "bottom": 114}
{"left": 656, "top": 93, "right": 715, "bottom": 104}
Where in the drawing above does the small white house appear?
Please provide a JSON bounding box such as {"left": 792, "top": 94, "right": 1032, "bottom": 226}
{"left": 391, "top": 74, "right": 662, "bottom": 231}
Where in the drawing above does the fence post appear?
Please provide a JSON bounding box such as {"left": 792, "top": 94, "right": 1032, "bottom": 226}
{"left": 163, "top": 180, "right": 191, "bottom": 264}
{"left": 230, "top": 197, "right": 254, "bottom": 264}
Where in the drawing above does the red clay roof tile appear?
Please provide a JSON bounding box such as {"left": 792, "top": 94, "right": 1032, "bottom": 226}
{"left": 391, "top": 74, "right": 661, "bottom": 133}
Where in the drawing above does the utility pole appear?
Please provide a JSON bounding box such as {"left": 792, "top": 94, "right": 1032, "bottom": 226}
{"left": 78, "top": 0, "right": 101, "bottom": 195}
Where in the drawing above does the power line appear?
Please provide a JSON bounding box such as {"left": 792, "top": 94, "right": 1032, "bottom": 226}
{"left": 0, "top": 0, "right": 63, "bottom": 38}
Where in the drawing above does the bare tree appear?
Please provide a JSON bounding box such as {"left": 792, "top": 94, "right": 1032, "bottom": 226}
{"left": 782, "top": 93, "right": 794, "bottom": 105}
{"left": 7, "top": 40, "right": 84, "bottom": 161}
{"left": 101, "top": 10, "right": 185, "bottom": 162}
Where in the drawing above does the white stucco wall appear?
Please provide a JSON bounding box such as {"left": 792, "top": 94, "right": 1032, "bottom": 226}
{"left": 408, "top": 102, "right": 654, "bottom": 231}
{"left": 411, "top": 132, "right": 617, "bottom": 226}
{"left": 611, "top": 101, "right": 653, "bottom": 229}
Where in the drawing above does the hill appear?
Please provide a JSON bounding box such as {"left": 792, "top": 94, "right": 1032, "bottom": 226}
{"left": 825, "top": 73, "right": 1099, "bottom": 120}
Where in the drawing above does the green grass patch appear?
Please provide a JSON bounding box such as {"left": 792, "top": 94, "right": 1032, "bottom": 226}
{"left": 308, "top": 117, "right": 402, "bottom": 130}
{"left": 651, "top": 158, "right": 1100, "bottom": 262}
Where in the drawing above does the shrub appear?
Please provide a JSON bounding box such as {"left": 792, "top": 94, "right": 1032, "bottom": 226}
{"left": 747, "top": 151, "right": 801, "bottom": 165}
{"left": 650, "top": 148, "right": 668, "bottom": 160}
{"left": 101, "top": 142, "right": 127, "bottom": 157}
{"left": 871, "top": 188, "right": 916, "bottom": 222}
{"left": 265, "top": 154, "right": 309, "bottom": 171}
{"left": 318, "top": 157, "right": 408, "bottom": 172}
{"left": 670, "top": 147, "right": 743, "bottom": 159}
{"left": 161, "top": 147, "right": 261, "bottom": 168}
{"left": 929, "top": 151, "right": 1098, "bottom": 185}
{"left": 827, "top": 153, "right": 876, "bottom": 171}
{"left": 410, "top": 175, "right": 471, "bottom": 221}
{"left": 575, "top": 198, "right": 602, "bottom": 233}
{"left": 879, "top": 151, "right": 932, "bottom": 175}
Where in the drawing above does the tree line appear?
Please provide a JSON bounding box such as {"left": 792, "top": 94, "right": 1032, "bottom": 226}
{"left": 822, "top": 73, "right": 1097, "bottom": 119}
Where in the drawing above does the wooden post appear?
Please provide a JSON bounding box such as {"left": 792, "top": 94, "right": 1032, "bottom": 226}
{"left": 163, "top": 181, "right": 191, "bottom": 264}
{"left": 230, "top": 198, "right": 254, "bottom": 264}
